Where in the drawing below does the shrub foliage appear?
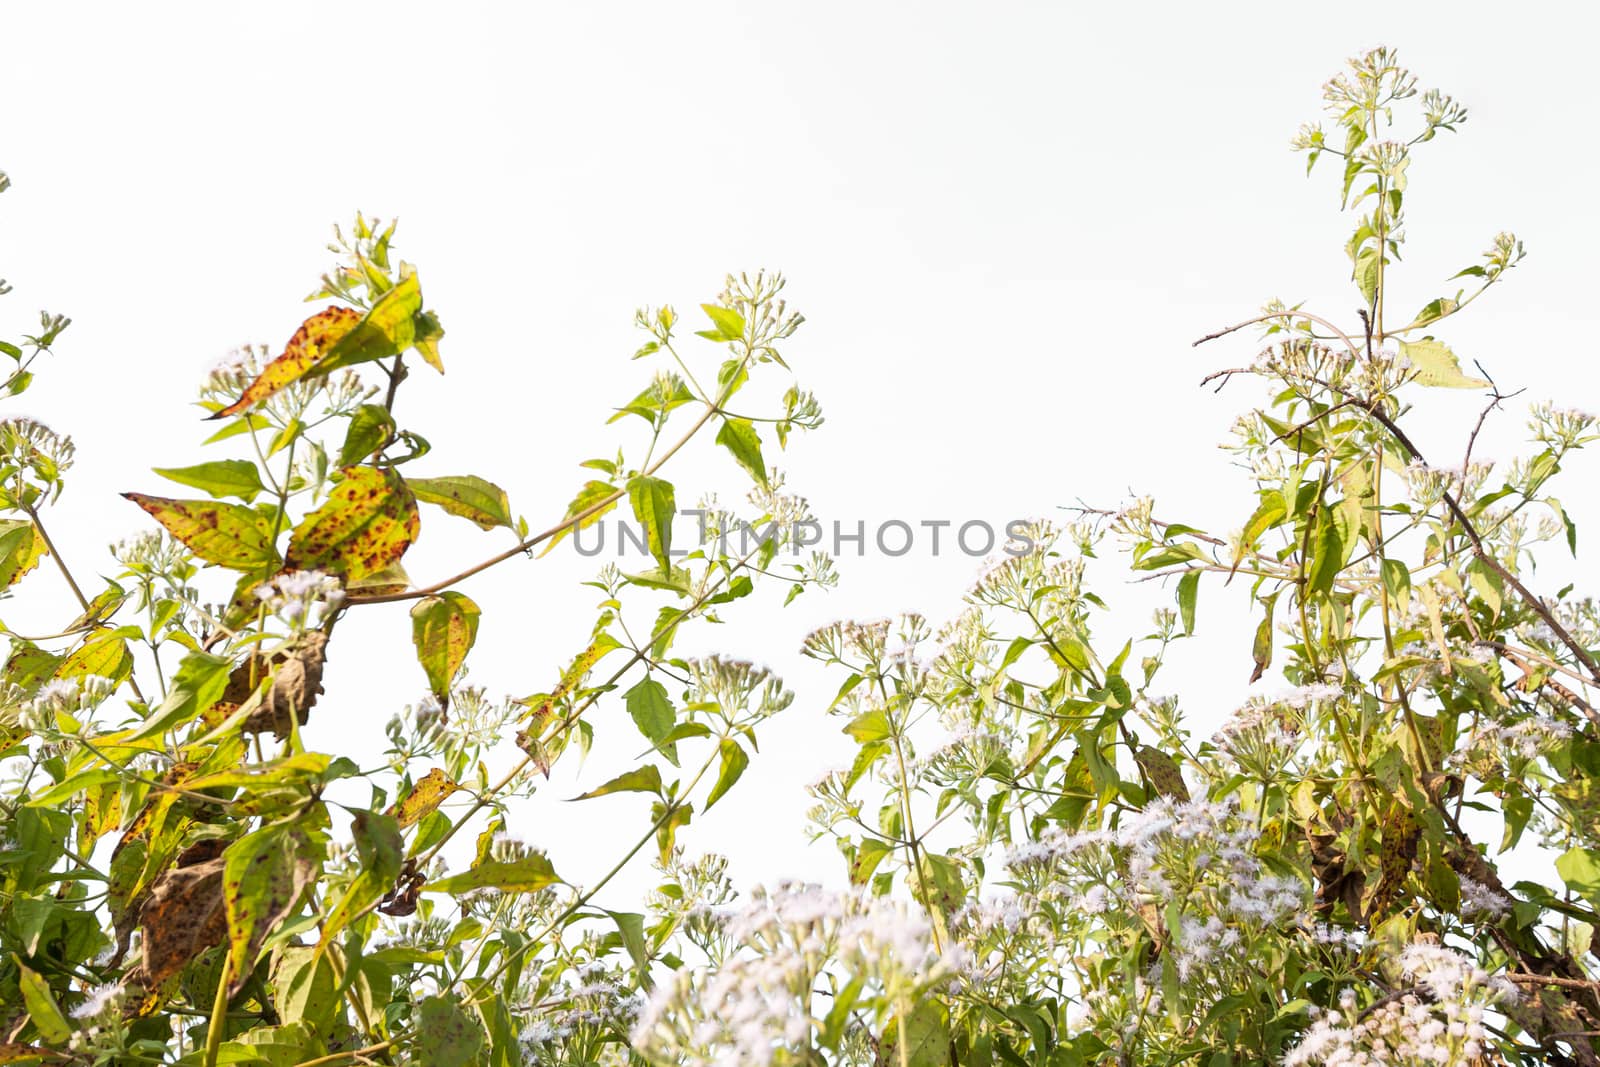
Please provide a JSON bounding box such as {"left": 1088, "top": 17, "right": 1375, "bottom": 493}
{"left": 3, "top": 46, "right": 1599, "bottom": 1067}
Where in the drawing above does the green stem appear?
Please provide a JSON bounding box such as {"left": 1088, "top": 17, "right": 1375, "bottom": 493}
{"left": 203, "top": 956, "right": 233, "bottom": 1067}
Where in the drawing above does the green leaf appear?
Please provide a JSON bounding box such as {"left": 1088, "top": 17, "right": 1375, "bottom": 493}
{"left": 624, "top": 565, "right": 691, "bottom": 593}
{"left": 337, "top": 404, "right": 397, "bottom": 467}
{"left": 350, "top": 809, "right": 403, "bottom": 884}
{"left": 410, "top": 592, "right": 481, "bottom": 705}
{"left": 624, "top": 677, "right": 676, "bottom": 749}
{"left": 427, "top": 854, "right": 561, "bottom": 895}
{"left": 1557, "top": 846, "right": 1600, "bottom": 909}
{"left": 572, "top": 765, "right": 663, "bottom": 801}
{"left": 223, "top": 827, "right": 315, "bottom": 994}
{"left": 1250, "top": 592, "right": 1279, "bottom": 684}
{"left": 538, "top": 479, "right": 619, "bottom": 556}
{"left": 877, "top": 999, "right": 949, "bottom": 1067}
{"left": 627, "top": 475, "right": 675, "bottom": 571}
{"left": 652, "top": 801, "right": 693, "bottom": 863}
{"left": 705, "top": 739, "right": 748, "bottom": 810}
{"left": 609, "top": 376, "right": 696, "bottom": 425}
{"left": 849, "top": 837, "right": 892, "bottom": 886}
{"left": 220, "top": 1022, "right": 324, "bottom": 1067}
{"left": 715, "top": 417, "right": 767, "bottom": 486}
{"left": 14, "top": 957, "right": 71, "bottom": 1044}
{"left": 414, "top": 996, "right": 484, "bottom": 1067}
{"left": 122, "top": 494, "right": 277, "bottom": 570}
{"left": 1466, "top": 558, "right": 1503, "bottom": 618}
{"left": 1410, "top": 296, "right": 1459, "bottom": 329}
{"left": 407, "top": 475, "right": 513, "bottom": 531}
{"left": 844, "top": 709, "right": 891, "bottom": 743}
{"left": 695, "top": 304, "right": 745, "bottom": 342}
{"left": 1307, "top": 511, "right": 1343, "bottom": 596}
{"left": 285, "top": 466, "right": 419, "bottom": 582}
{"left": 1399, "top": 339, "right": 1489, "bottom": 389}
{"left": 1176, "top": 570, "right": 1198, "bottom": 636}
{"left": 273, "top": 947, "right": 340, "bottom": 1034}
{"left": 604, "top": 910, "right": 652, "bottom": 977}
{"left": 118, "top": 650, "right": 232, "bottom": 743}
{"left": 315, "top": 271, "right": 430, "bottom": 375}
{"left": 153, "top": 460, "right": 266, "bottom": 502}
{"left": 1380, "top": 557, "right": 1411, "bottom": 611}
{"left": 1236, "top": 495, "right": 1286, "bottom": 573}
{"left": 54, "top": 631, "right": 134, "bottom": 687}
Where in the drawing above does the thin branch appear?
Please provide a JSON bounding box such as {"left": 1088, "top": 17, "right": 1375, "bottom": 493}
{"left": 349, "top": 374, "right": 735, "bottom": 606}
{"left": 1193, "top": 310, "right": 1364, "bottom": 358}
{"left": 23, "top": 500, "right": 146, "bottom": 704}
{"left": 1351, "top": 392, "right": 1600, "bottom": 687}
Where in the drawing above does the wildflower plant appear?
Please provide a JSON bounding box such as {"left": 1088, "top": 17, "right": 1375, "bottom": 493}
{"left": 3, "top": 44, "right": 1599, "bottom": 1067}
{"left": 681, "top": 48, "right": 1600, "bottom": 1067}
{"left": 0, "top": 190, "right": 829, "bottom": 1065}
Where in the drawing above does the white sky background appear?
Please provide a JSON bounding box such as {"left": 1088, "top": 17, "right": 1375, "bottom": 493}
{"left": 3, "top": 3, "right": 1599, "bottom": 903}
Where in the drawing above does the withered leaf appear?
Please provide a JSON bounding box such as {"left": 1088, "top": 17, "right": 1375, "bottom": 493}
{"left": 285, "top": 466, "right": 419, "bottom": 583}
{"left": 241, "top": 631, "right": 328, "bottom": 739}
{"left": 378, "top": 857, "right": 426, "bottom": 917}
{"left": 129, "top": 854, "right": 228, "bottom": 991}
{"left": 109, "top": 764, "right": 205, "bottom": 963}
{"left": 211, "top": 306, "right": 361, "bottom": 420}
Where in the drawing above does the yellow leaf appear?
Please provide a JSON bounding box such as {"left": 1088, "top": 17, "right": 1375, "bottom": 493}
{"left": 121, "top": 494, "right": 276, "bottom": 570}
{"left": 387, "top": 768, "right": 459, "bottom": 829}
{"left": 285, "top": 466, "right": 418, "bottom": 582}
{"left": 211, "top": 306, "right": 361, "bottom": 419}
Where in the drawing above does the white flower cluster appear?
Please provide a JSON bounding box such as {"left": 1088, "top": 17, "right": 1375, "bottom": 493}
{"left": 519, "top": 962, "right": 644, "bottom": 1065}
{"left": 1530, "top": 401, "right": 1600, "bottom": 449}
{"left": 253, "top": 569, "right": 344, "bottom": 630}
{"left": 1497, "top": 717, "right": 1573, "bottom": 759}
{"left": 1214, "top": 702, "right": 1300, "bottom": 781}
{"left": 686, "top": 656, "right": 793, "bottom": 722}
{"left": 1284, "top": 940, "right": 1511, "bottom": 1066}
{"left": 1007, "top": 797, "right": 1311, "bottom": 990}
{"left": 632, "top": 883, "right": 965, "bottom": 1066}
{"left": 19, "top": 675, "right": 116, "bottom": 734}
{"left": 1456, "top": 876, "right": 1511, "bottom": 921}
{"left": 1448, "top": 715, "right": 1572, "bottom": 776}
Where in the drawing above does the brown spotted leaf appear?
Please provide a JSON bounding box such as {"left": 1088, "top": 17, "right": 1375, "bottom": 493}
{"left": 347, "top": 560, "right": 411, "bottom": 597}
{"left": 387, "top": 768, "right": 460, "bottom": 829}
{"left": 131, "top": 854, "right": 228, "bottom": 990}
{"left": 121, "top": 494, "right": 277, "bottom": 571}
{"left": 0, "top": 519, "right": 47, "bottom": 589}
{"left": 407, "top": 475, "right": 512, "bottom": 531}
{"left": 54, "top": 630, "right": 135, "bottom": 686}
{"left": 1368, "top": 804, "right": 1422, "bottom": 920}
{"left": 310, "top": 272, "right": 431, "bottom": 376}
{"left": 515, "top": 635, "right": 622, "bottom": 724}
{"left": 1134, "top": 745, "right": 1190, "bottom": 801}
{"left": 222, "top": 826, "right": 316, "bottom": 994}
{"left": 210, "top": 306, "right": 361, "bottom": 419}
{"left": 285, "top": 466, "right": 418, "bottom": 582}
{"left": 410, "top": 592, "right": 480, "bottom": 708}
